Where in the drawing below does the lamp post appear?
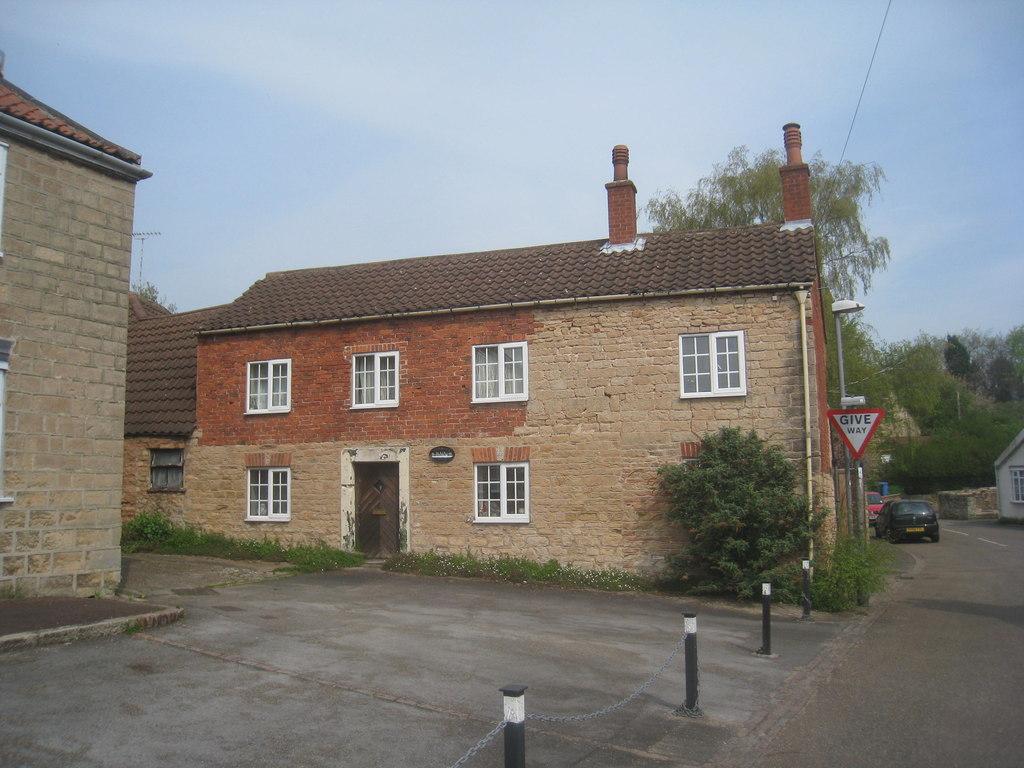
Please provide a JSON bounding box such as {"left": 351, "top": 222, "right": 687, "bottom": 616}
{"left": 832, "top": 300, "right": 866, "bottom": 540}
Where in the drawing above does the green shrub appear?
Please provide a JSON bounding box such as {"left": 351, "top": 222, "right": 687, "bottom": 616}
{"left": 121, "top": 510, "right": 175, "bottom": 550}
{"left": 658, "top": 428, "right": 820, "bottom": 601}
{"left": 811, "top": 536, "right": 894, "bottom": 612}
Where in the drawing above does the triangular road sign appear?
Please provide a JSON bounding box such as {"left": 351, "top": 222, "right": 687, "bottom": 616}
{"left": 827, "top": 408, "right": 885, "bottom": 459}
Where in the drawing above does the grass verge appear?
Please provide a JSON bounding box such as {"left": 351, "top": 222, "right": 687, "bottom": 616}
{"left": 122, "top": 510, "right": 363, "bottom": 573}
{"left": 383, "top": 551, "right": 653, "bottom": 592}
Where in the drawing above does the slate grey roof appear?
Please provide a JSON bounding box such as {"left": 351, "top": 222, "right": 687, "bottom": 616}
{"left": 202, "top": 224, "right": 817, "bottom": 333}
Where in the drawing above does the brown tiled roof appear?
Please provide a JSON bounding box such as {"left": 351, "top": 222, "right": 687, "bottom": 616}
{"left": 125, "top": 306, "right": 226, "bottom": 437}
{"left": 0, "top": 76, "right": 143, "bottom": 165}
{"left": 203, "top": 224, "right": 817, "bottom": 332}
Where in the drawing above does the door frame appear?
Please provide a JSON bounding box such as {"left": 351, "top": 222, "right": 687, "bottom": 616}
{"left": 340, "top": 446, "right": 410, "bottom": 554}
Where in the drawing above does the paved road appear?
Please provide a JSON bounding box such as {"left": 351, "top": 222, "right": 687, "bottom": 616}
{"left": 746, "top": 519, "right": 1024, "bottom": 768}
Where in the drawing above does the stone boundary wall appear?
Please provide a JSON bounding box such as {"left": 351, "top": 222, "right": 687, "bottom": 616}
{"left": 938, "top": 488, "right": 998, "bottom": 520}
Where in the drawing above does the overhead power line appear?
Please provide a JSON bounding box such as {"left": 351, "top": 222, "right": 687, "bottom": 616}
{"left": 840, "top": 0, "right": 894, "bottom": 163}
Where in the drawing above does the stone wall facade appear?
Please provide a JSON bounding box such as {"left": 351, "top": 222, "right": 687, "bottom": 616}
{"left": 938, "top": 488, "right": 998, "bottom": 520}
{"left": 172, "top": 288, "right": 830, "bottom": 573}
{"left": 1, "top": 139, "right": 137, "bottom": 596}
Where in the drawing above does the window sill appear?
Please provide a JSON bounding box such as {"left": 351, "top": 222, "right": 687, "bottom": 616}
{"left": 471, "top": 397, "right": 529, "bottom": 405}
{"left": 474, "top": 518, "right": 530, "bottom": 524}
{"left": 245, "top": 408, "right": 292, "bottom": 416}
{"left": 0, "top": 495, "right": 14, "bottom": 505}
{"left": 148, "top": 488, "right": 185, "bottom": 494}
{"left": 245, "top": 516, "right": 291, "bottom": 523}
{"left": 351, "top": 402, "right": 400, "bottom": 410}
{"left": 679, "top": 391, "right": 747, "bottom": 399}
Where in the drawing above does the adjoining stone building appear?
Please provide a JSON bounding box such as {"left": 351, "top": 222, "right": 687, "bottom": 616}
{"left": 126, "top": 125, "right": 833, "bottom": 573}
{"left": 1, "top": 67, "right": 151, "bottom": 596}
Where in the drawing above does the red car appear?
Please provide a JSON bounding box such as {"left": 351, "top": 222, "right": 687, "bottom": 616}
{"left": 866, "top": 492, "right": 885, "bottom": 526}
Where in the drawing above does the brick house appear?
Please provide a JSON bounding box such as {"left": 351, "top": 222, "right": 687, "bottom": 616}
{"left": 1, "top": 67, "right": 151, "bottom": 596}
{"left": 128, "top": 124, "right": 832, "bottom": 573}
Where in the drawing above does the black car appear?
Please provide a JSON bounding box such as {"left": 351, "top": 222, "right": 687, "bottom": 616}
{"left": 875, "top": 499, "right": 940, "bottom": 542}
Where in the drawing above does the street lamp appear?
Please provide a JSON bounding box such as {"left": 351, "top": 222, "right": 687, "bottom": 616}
{"left": 831, "top": 299, "right": 866, "bottom": 542}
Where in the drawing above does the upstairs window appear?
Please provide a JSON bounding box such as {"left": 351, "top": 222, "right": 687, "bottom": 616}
{"left": 475, "top": 462, "right": 529, "bottom": 522}
{"left": 352, "top": 351, "right": 399, "bottom": 408}
{"left": 679, "top": 331, "right": 746, "bottom": 398}
{"left": 247, "top": 359, "right": 291, "bottom": 413}
{"left": 246, "top": 467, "right": 290, "bottom": 520}
{"left": 150, "top": 449, "right": 184, "bottom": 490}
{"left": 472, "top": 342, "right": 528, "bottom": 402}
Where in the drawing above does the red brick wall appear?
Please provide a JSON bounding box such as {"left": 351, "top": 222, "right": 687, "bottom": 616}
{"left": 196, "top": 309, "right": 539, "bottom": 446}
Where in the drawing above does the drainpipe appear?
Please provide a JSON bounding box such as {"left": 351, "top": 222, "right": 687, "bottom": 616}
{"left": 795, "top": 290, "right": 815, "bottom": 567}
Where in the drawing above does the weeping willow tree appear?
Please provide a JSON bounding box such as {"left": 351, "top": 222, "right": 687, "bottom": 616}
{"left": 645, "top": 146, "right": 890, "bottom": 298}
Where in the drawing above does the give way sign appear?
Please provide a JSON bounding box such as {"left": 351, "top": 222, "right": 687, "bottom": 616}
{"left": 827, "top": 408, "right": 885, "bottom": 459}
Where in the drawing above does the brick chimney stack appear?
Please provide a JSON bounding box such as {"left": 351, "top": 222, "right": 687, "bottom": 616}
{"left": 779, "top": 123, "right": 812, "bottom": 225}
{"left": 605, "top": 145, "right": 638, "bottom": 245}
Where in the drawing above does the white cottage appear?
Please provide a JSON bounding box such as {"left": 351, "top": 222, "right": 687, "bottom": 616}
{"left": 994, "top": 427, "right": 1024, "bottom": 522}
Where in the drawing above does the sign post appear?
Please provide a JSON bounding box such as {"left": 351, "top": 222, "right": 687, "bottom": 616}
{"left": 827, "top": 408, "right": 885, "bottom": 460}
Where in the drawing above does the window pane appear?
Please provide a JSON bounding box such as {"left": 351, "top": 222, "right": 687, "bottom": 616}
{"left": 379, "top": 354, "right": 397, "bottom": 401}
{"left": 271, "top": 362, "right": 289, "bottom": 407}
{"left": 151, "top": 449, "right": 183, "bottom": 467}
{"left": 715, "top": 335, "right": 740, "bottom": 389}
{"left": 504, "top": 465, "right": 526, "bottom": 516}
{"left": 249, "top": 469, "right": 269, "bottom": 516}
{"left": 503, "top": 345, "right": 524, "bottom": 396}
{"left": 354, "top": 355, "right": 374, "bottom": 405}
{"left": 271, "top": 470, "right": 289, "bottom": 516}
{"left": 475, "top": 347, "right": 499, "bottom": 399}
{"left": 681, "top": 336, "right": 711, "bottom": 393}
{"left": 476, "top": 464, "right": 501, "bottom": 517}
{"left": 249, "top": 362, "right": 268, "bottom": 410}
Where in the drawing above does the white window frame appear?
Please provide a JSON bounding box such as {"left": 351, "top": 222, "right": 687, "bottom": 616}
{"left": 0, "top": 142, "right": 7, "bottom": 261}
{"left": 150, "top": 448, "right": 184, "bottom": 491}
{"left": 352, "top": 351, "right": 399, "bottom": 408}
{"left": 472, "top": 342, "right": 528, "bottom": 403}
{"left": 1011, "top": 467, "right": 1024, "bottom": 504}
{"left": 474, "top": 462, "right": 530, "bottom": 523}
{"left": 0, "top": 337, "right": 11, "bottom": 503}
{"left": 247, "top": 359, "right": 291, "bottom": 413}
{"left": 246, "top": 467, "right": 291, "bottom": 521}
{"left": 679, "top": 331, "right": 747, "bottom": 398}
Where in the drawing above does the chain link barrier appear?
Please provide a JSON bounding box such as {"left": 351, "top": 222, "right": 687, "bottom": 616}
{"left": 444, "top": 633, "right": 689, "bottom": 766}
{"left": 527, "top": 633, "right": 687, "bottom": 723}
{"left": 446, "top": 720, "right": 507, "bottom": 768}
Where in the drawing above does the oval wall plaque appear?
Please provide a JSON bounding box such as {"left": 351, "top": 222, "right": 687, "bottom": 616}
{"left": 429, "top": 446, "right": 455, "bottom": 463}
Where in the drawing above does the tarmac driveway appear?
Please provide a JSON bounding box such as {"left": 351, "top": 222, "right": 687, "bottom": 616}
{"left": 0, "top": 561, "right": 856, "bottom": 768}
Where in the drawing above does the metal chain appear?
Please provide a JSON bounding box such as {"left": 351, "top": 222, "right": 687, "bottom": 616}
{"left": 527, "top": 633, "right": 688, "bottom": 724}
{"left": 446, "top": 720, "right": 507, "bottom": 768}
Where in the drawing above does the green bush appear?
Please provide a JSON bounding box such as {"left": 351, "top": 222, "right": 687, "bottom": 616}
{"left": 122, "top": 509, "right": 175, "bottom": 550}
{"left": 811, "top": 536, "right": 894, "bottom": 612}
{"left": 658, "top": 428, "right": 820, "bottom": 601}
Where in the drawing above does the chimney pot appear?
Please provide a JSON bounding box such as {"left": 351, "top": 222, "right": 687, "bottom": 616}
{"left": 612, "top": 144, "right": 629, "bottom": 181}
{"left": 783, "top": 122, "right": 803, "bottom": 165}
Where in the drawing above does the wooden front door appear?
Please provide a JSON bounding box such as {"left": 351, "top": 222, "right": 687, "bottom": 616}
{"left": 355, "top": 463, "right": 400, "bottom": 558}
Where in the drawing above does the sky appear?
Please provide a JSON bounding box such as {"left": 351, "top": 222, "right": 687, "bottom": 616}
{"left": 2, "top": 0, "right": 1022, "bottom": 344}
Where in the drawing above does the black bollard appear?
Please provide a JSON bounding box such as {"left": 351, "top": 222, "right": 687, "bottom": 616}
{"left": 674, "top": 612, "right": 702, "bottom": 717}
{"left": 800, "top": 559, "right": 814, "bottom": 621}
{"left": 500, "top": 685, "right": 527, "bottom": 768}
{"left": 756, "top": 582, "right": 772, "bottom": 656}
